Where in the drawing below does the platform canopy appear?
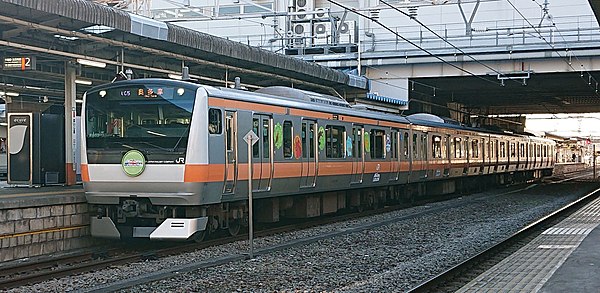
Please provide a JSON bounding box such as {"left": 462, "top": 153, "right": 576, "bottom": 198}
{"left": 0, "top": 0, "right": 367, "bottom": 105}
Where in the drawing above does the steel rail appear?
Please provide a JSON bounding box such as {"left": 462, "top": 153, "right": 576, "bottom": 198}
{"left": 0, "top": 173, "right": 589, "bottom": 291}
{"left": 407, "top": 186, "right": 600, "bottom": 293}
{"left": 85, "top": 179, "right": 590, "bottom": 293}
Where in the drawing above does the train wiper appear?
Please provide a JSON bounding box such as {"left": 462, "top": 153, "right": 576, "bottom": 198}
{"left": 139, "top": 141, "right": 172, "bottom": 152}
{"left": 171, "top": 124, "right": 190, "bottom": 151}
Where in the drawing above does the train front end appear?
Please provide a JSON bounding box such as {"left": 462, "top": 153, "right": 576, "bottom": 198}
{"left": 81, "top": 79, "right": 211, "bottom": 241}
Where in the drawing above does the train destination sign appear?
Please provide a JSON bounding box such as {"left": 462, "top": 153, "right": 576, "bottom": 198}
{"left": 2, "top": 56, "right": 36, "bottom": 71}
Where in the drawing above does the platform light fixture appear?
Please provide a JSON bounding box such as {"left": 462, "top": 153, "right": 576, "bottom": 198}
{"left": 0, "top": 91, "right": 19, "bottom": 97}
{"left": 75, "top": 79, "right": 93, "bottom": 85}
{"left": 168, "top": 73, "right": 182, "bottom": 80}
{"left": 76, "top": 58, "right": 106, "bottom": 68}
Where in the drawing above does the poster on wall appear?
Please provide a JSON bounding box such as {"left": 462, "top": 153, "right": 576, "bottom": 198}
{"left": 8, "top": 113, "right": 32, "bottom": 184}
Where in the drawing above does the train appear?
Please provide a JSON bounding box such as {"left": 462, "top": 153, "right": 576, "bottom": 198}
{"left": 81, "top": 78, "right": 555, "bottom": 241}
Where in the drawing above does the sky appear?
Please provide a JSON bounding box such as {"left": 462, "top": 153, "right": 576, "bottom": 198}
{"left": 526, "top": 113, "right": 600, "bottom": 138}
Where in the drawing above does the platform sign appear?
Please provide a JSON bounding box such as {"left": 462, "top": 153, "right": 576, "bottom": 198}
{"left": 244, "top": 130, "right": 259, "bottom": 146}
{"left": 2, "top": 56, "right": 36, "bottom": 71}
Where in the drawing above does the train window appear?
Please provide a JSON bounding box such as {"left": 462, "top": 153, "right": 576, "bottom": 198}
{"left": 325, "top": 125, "right": 345, "bottom": 158}
{"left": 208, "top": 108, "right": 222, "bottom": 134}
{"left": 464, "top": 139, "right": 469, "bottom": 159}
{"left": 537, "top": 145, "right": 541, "bottom": 157}
{"left": 453, "top": 137, "right": 462, "bottom": 158}
{"left": 481, "top": 139, "right": 490, "bottom": 160}
{"left": 413, "top": 133, "right": 419, "bottom": 159}
{"left": 263, "top": 119, "right": 270, "bottom": 158}
{"left": 432, "top": 135, "right": 442, "bottom": 159}
{"left": 252, "top": 118, "right": 259, "bottom": 158}
{"left": 529, "top": 144, "right": 533, "bottom": 158}
{"left": 499, "top": 141, "right": 506, "bottom": 158}
{"left": 302, "top": 123, "right": 307, "bottom": 158}
{"left": 352, "top": 127, "right": 363, "bottom": 159}
{"left": 403, "top": 132, "right": 409, "bottom": 158}
{"left": 283, "top": 121, "right": 293, "bottom": 159}
{"left": 520, "top": 143, "right": 525, "bottom": 157}
{"left": 225, "top": 114, "right": 234, "bottom": 151}
{"left": 301, "top": 122, "right": 316, "bottom": 159}
{"left": 309, "top": 124, "right": 315, "bottom": 158}
{"left": 422, "top": 135, "right": 428, "bottom": 160}
{"left": 390, "top": 131, "right": 398, "bottom": 159}
{"left": 471, "top": 139, "right": 479, "bottom": 158}
{"left": 510, "top": 143, "right": 516, "bottom": 158}
{"left": 442, "top": 136, "right": 448, "bottom": 159}
{"left": 370, "top": 129, "right": 385, "bottom": 159}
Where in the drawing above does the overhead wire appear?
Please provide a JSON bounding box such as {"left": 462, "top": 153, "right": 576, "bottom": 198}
{"left": 364, "top": 64, "right": 448, "bottom": 96}
{"left": 378, "top": 0, "right": 524, "bottom": 86}
{"left": 539, "top": 7, "right": 600, "bottom": 95}
{"left": 505, "top": 0, "right": 600, "bottom": 97}
{"left": 325, "top": 0, "right": 504, "bottom": 86}
{"left": 364, "top": 65, "right": 484, "bottom": 118}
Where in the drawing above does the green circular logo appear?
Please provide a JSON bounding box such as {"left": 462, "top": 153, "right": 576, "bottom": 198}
{"left": 121, "top": 150, "right": 146, "bottom": 177}
{"left": 318, "top": 126, "right": 325, "bottom": 151}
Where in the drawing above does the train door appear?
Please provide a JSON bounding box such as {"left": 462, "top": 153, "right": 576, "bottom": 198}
{"left": 411, "top": 131, "right": 427, "bottom": 180}
{"left": 401, "top": 131, "right": 410, "bottom": 182}
{"left": 223, "top": 111, "right": 238, "bottom": 194}
{"left": 389, "top": 130, "right": 400, "bottom": 181}
{"left": 528, "top": 143, "right": 533, "bottom": 170}
{"left": 350, "top": 125, "right": 364, "bottom": 184}
{"left": 251, "top": 114, "right": 273, "bottom": 192}
{"left": 464, "top": 137, "right": 470, "bottom": 175}
{"left": 480, "top": 137, "right": 486, "bottom": 174}
{"left": 407, "top": 130, "right": 416, "bottom": 182}
{"left": 421, "top": 133, "right": 428, "bottom": 179}
{"left": 443, "top": 134, "right": 451, "bottom": 177}
{"left": 300, "top": 120, "right": 317, "bottom": 188}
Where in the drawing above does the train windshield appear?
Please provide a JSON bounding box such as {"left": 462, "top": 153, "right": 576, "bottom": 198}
{"left": 84, "top": 83, "right": 196, "bottom": 164}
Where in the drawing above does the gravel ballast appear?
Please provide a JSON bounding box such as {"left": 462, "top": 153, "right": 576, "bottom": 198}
{"left": 7, "top": 181, "right": 598, "bottom": 293}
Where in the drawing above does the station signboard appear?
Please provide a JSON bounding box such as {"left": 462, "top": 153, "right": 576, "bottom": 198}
{"left": 1, "top": 56, "right": 36, "bottom": 71}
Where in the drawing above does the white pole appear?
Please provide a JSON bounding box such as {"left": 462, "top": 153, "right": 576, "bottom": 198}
{"left": 594, "top": 144, "right": 596, "bottom": 179}
{"left": 248, "top": 136, "right": 254, "bottom": 259}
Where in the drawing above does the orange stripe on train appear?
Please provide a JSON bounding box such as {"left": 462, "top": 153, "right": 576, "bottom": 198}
{"left": 81, "top": 164, "right": 90, "bottom": 182}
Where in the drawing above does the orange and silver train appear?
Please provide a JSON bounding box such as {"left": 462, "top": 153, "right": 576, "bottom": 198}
{"left": 81, "top": 78, "right": 555, "bottom": 241}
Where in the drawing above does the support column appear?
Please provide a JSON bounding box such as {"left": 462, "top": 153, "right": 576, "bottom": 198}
{"left": 65, "top": 62, "right": 77, "bottom": 185}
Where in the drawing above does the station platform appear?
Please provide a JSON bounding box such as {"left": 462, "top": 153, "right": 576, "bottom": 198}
{"left": 457, "top": 189, "right": 600, "bottom": 292}
{"left": 0, "top": 183, "right": 92, "bottom": 262}
{"left": 0, "top": 183, "right": 84, "bottom": 207}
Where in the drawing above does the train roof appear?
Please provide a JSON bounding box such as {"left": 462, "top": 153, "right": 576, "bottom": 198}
{"left": 86, "top": 79, "right": 553, "bottom": 142}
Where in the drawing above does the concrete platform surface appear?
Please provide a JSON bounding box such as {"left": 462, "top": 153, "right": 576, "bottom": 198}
{"left": 0, "top": 182, "right": 84, "bottom": 209}
{"left": 457, "top": 192, "right": 600, "bottom": 292}
{"left": 540, "top": 212, "right": 600, "bottom": 292}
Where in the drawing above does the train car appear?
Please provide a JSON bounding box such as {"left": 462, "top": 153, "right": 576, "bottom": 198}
{"left": 81, "top": 78, "right": 555, "bottom": 241}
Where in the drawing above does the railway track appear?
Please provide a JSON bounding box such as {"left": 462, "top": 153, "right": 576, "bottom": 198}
{"left": 407, "top": 186, "right": 600, "bottom": 293}
{"left": 1, "top": 173, "right": 594, "bottom": 291}
{"left": 0, "top": 202, "right": 406, "bottom": 290}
